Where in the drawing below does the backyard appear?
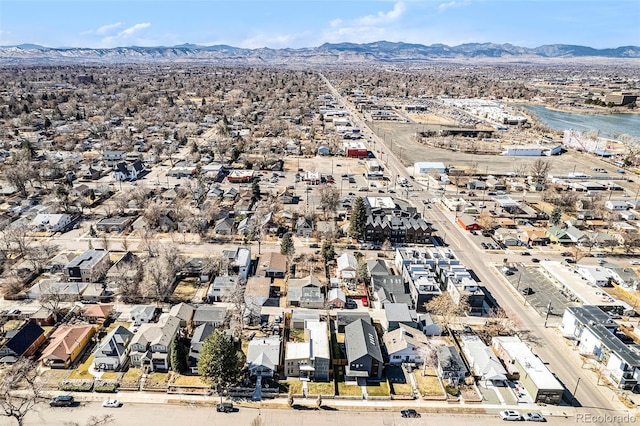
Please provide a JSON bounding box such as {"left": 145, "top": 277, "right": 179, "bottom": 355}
{"left": 414, "top": 368, "right": 445, "bottom": 397}
{"left": 170, "top": 278, "right": 200, "bottom": 302}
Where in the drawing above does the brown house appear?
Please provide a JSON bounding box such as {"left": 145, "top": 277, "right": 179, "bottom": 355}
{"left": 81, "top": 304, "right": 113, "bottom": 324}
{"left": 39, "top": 324, "right": 97, "bottom": 368}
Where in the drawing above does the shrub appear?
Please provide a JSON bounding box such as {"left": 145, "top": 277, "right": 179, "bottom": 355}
{"left": 445, "top": 384, "right": 459, "bottom": 396}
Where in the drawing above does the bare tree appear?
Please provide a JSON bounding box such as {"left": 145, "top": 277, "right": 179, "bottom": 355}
{"left": 485, "top": 307, "right": 517, "bottom": 337}
{"left": 317, "top": 185, "right": 340, "bottom": 219}
{"left": 424, "top": 293, "right": 469, "bottom": 333}
{"left": 512, "top": 161, "right": 529, "bottom": 178}
{"left": 476, "top": 212, "right": 497, "bottom": 231}
{"left": 64, "top": 414, "right": 114, "bottom": 426}
{"left": 530, "top": 159, "right": 551, "bottom": 184}
{"left": 0, "top": 359, "right": 44, "bottom": 426}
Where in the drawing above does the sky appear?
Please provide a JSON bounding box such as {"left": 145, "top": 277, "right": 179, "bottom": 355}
{"left": 1, "top": 0, "right": 638, "bottom": 49}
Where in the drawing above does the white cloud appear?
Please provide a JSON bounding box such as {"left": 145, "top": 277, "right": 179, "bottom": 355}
{"left": 81, "top": 22, "right": 122, "bottom": 36}
{"left": 99, "top": 22, "right": 152, "bottom": 47}
{"left": 239, "top": 33, "right": 308, "bottom": 49}
{"left": 356, "top": 1, "right": 406, "bottom": 26}
{"left": 118, "top": 23, "right": 151, "bottom": 38}
{"left": 320, "top": 2, "right": 407, "bottom": 45}
{"left": 438, "top": 1, "right": 471, "bottom": 12}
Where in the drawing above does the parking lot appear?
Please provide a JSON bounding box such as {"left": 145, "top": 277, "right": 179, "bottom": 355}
{"left": 501, "top": 264, "right": 575, "bottom": 319}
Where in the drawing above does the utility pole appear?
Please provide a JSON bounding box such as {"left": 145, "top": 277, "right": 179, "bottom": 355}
{"left": 572, "top": 377, "right": 581, "bottom": 406}
{"left": 544, "top": 301, "right": 552, "bottom": 327}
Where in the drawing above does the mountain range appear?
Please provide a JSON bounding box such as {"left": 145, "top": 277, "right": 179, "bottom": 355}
{"left": 1, "top": 41, "right": 639, "bottom": 65}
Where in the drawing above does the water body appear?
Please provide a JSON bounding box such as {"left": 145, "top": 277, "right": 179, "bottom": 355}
{"left": 523, "top": 105, "right": 640, "bottom": 140}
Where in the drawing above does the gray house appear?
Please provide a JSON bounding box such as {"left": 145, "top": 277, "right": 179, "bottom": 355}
{"left": 93, "top": 325, "right": 133, "bottom": 371}
{"left": 382, "top": 302, "right": 417, "bottom": 332}
{"left": 437, "top": 345, "right": 470, "bottom": 385}
{"left": 128, "top": 316, "right": 180, "bottom": 372}
{"left": 189, "top": 323, "right": 216, "bottom": 374}
{"left": 64, "top": 249, "right": 111, "bottom": 282}
{"left": 344, "top": 319, "right": 383, "bottom": 381}
{"left": 247, "top": 335, "right": 282, "bottom": 378}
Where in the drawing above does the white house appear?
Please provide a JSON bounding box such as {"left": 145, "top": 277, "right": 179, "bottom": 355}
{"left": 576, "top": 266, "right": 611, "bottom": 287}
{"left": 382, "top": 323, "right": 431, "bottom": 365}
{"left": 605, "top": 200, "right": 629, "bottom": 211}
{"left": 336, "top": 253, "right": 357, "bottom": 281}
{"left": 31, "top": 213, "right": 72, "bottom": 233}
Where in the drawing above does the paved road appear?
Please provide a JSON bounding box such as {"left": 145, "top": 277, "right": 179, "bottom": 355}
{"left": 319, "top": 74, "right": 625, "bottom": 418}
{"left": 15, "top": 401, "right": 582, "bottom": 426}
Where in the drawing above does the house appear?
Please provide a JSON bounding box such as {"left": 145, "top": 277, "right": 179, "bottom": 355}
{"left": 492, "top": 336, "right": 564, "bottom": 404}
{"left": 279, "top": 189, "right": 299, "bottom": 205}
{"left": 562, "top": 305, "right": 640, "bottom": 390}
{"left": 102, "top": 150, "right": 126, "bottom": 167}
{"left": 565, "top": 226, "right": 587, "bottom": 244}
{"left": 96, "top": 216, "right": 134, "bottom": 233}
{"left": 39, "top": 324, "right": 96, "bottom": 368}
{"left": 206, "top": 275, "right": 239, "bottom": 303}
{"left": 193, "top": 305, "right": 227, "bottom": 327}
{"left": 494, "top": 228, "right": 521, "bottom": 246}
{"left": 247, "top": 335, "right": 282, "bottom": 378}
{"left": 576, "top": 266, "right": 611, "bottom": 287}
{"left": 606, "top": 200, "right": 629, "bottom": 211}
{"left": 244, "top": 277, "right": 273, "bottom": 320}
{"left": 383, "top": 323, "right": 431, "bottom": 365}
{"left": 336, "top": 312, "right": 371, "bottom": 333}
{"left": 546, "top": 227, "right": 572, "bottom": 244}
{"left": 437, "top": 345, "right": 469, "bottom": 385}
{"left": 188, "top": 323, "right": 216, "bottom": 374}
{"left": 327, "top": 288, "right": 346, "bottom": 308}
{"left": 0, "top": 322, "right": 46, "bottom": 363}
{"left": 291, "top": 310, "right": 321, "bottom": 329}
{"left": 382, "top": 302, "right": 417, "bottom": 332}
{"left": 169, "top": 303, "right": 195, "bottom": 327}
{"left": 80, "top": 304, "right": 112, "bottom": 324}
{"left": 31, "top": 213, "right": 72, "bottom": 233}
{"left": 214, "top": 217, "right": 235, "bottom": 235}
{"left": 295, "top": 217, "right": 314, "bottom": 238}
{"left": 519, "top": 228, "right": 550, "bottom": 246}
{"left": 459, "top": 334, "right": 507, "bottom": 385}
{"left": 64, "top": 249, "right": 111, "bottom": 282}
{"left": 25, "top": 280, "right": 88, "bottom": 302}
{"left": 129, "top": 316, "right": 181, "bottom": 372}
{"left": 130, "top": 305, "right": 160, "bottom": 326}
{"left": 255, "top": 252, "right": 287, "bottom": 278}
{"left": 28, "top": 307, "right": 57, "bottom": 326}
{"left": 284, "top": 320, "right": 330, "bottom": 382}
{"left": 287, "top": 275, "right": 324, "bottom": 309}
{"left": 344, "top": 319, "right": 383, "bottom": 381}
{"left": 456, "top": 215, "right": 482, "bottom": 231}
{"left": 112, "top": 160, "right": 145, "bottom": 181}
{"left": 417, "top": 313, "right": 442, "bottom": 336}
{"left": 337, "top": 253, "right": 358, "bottom": 281}
{"left": 366, "top": 259, "right": 390, "bottom": 277}
{"left": 221, "top": 248, "right": 251, "bottom": 280}
{"left": 93, "top": 325, "right": 134, "bottom": 371}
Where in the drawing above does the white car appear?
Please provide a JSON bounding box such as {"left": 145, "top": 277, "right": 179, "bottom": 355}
{"left": 630, "top": 260, "right": 640, "bottom": 265}
{"left": 499, "top": 410, "right": 522, "bottom": 421}
{"left": 102, "top": 399, "right": 122, "bottom": 408}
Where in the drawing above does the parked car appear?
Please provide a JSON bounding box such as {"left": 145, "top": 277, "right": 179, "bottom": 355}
{"left": 499, "top": 410, "right": 523, "bottom": 421}
{"left": 102, "top": 399, "right": 122, "bottom": 408}
{"left": 401, "top": 409, "right": 421, "bottom": 418}
{"left": 531, "top": 258, "right": 540, "bottom": 263}
{"left": 560, "top": 251, "right": 572, "bottom": 256}
{"left": 521, "top": 288, "right": 534, "bottom": 296}
{"left": 344, "top": 300, "right": 357, "bottom": 309}
{"left": 216, "top": 402, "right": 234, "bottom": 413}
{"left": 309, "top": 243, "right": 319, "bottom": 248}
{"left": 521, "top": 251, "right": 530, "bottom": 256}
{"left": 50, "top": 395, "right": 74, "bottom": 407}
{"left": 630, "top": 260, "right": 640, "bottom": 265}
{"left": 565, "top": 258, "right": 576, "bottom": 264}
{"left": 524, "top": 413, "right": 546, "bottom": 422}
{"left": 346, "top": 245, "right": 357, "bottom": 250}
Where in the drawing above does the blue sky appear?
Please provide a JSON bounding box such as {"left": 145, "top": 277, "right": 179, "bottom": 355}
{"left": 1, "top": 1, "right": 638, "bottom": 49}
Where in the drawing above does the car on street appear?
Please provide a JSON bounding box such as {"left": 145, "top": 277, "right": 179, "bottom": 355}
{"left": 309, "top": 243, "right": 319, "bottom": 248}
{"left": 524, "top": 413, "right": 546, "bottom": 422}
{"left": 346, "top": 245, "right": 357, "bottom": 250}
{"left": 400, "top": 409, "right": 421, "bottom": 418}
{"left": 565, "top": 258, "right": 576, "bottom": 264}
{"left": 531, "top": 258, "right": 540, "bottom": 263}
{"left": 631, "top": 260, "right": 640, "bottom": 265}
{"left": 521, "top": 288, "right": 534, "bottom": 296}
{"left": 499, "top": 410, "right": 523, "bottom": 421}
{"left": 50, "top": 395, "right": 74, "bottom": 407}
{"left": 561, "top": 251, "right": 572, "bottom": 256}
{"left": 521, "top": 251, "right": 530, "bottom": 256}
{"left": 216, "top": 402, "right": 234, "bottom": 413}
{"left": 102, "top": 399, "right": 122, "bottom": 408}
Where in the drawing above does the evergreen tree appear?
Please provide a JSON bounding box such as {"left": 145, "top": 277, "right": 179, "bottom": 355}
{"left": 252, "top": 180, "right": 261, "bottom": 201}
{"left": 550, "top": 206, "right": 562, "bottom": 226}
{"left": 348, "top": 197, "right": 366, "bottom": 240}
{"left": 197, "top": 329, "right": 239, "bottom": 402}
{"left": 170, "top": 337, "right": 187, "bottom": 373}
{"left": 321, "top": 241, "right": 335, "bottom": 263}
{"left": 280, "top": 232, "right": 295, "bottom": 258}
{"left": 356, "top": 260, "right": 370, "bottom": 284}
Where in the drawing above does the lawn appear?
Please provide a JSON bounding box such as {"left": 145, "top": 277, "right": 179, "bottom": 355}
{"left": 391, "top": 382, "right": 413, "bottom": 395}
{"left": 414, "top": 368, "right": 444, "bottom": 396}
{"left": 146, "top": 372, "right": 170, "bottom": 388}
{"left": 170, "top": 278, "right": 200, "bottom": 302}
{"left": 120, "top": 368, "right": 142, "bottom": 388}
{"left": 289, "top": 328, "right": 305, "bottom": 342}
{"left": 366, "top": 381, "right": 390, "bottom": 397}
{"left": 284, "top": 380, "right": 303, "bottom": 395}
{"left": 67, "top": 356, "right": 95, "bottom": 380}
{"left": 101, "top": 372, "right": 118, "bottom": 380}
{"left": 39, "top": 369, "right": 71, "bottom": 388}
{"left": 170, "top": 373, "right": 208, "bottom": 387}
{"left": 307, "top": 382, "right": 334, "bottom": 395}
{"left": 337, "top": 382, "right": 362, "bottom": 397}
{"left": 105, "top": 321, "right": 131, "bottom": 333}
